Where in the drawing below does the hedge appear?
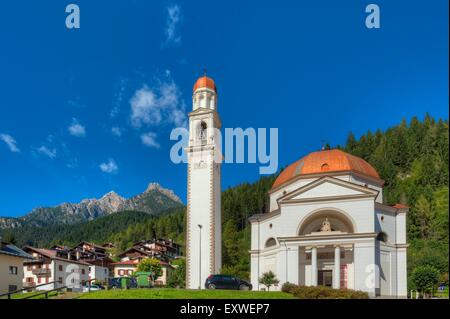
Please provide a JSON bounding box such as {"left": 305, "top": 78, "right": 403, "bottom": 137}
{"left": 281, "top": 283, "right": 369, "bottom": 299}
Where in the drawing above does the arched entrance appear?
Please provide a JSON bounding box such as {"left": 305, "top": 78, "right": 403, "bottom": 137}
{"left": 297, "top": 209, "right": 356, "bottom": 289}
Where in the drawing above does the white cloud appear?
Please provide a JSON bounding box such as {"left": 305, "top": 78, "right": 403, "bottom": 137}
{"left": 0, "top": 133, "right": 20, "bottom": 152}
{"left": 130, "top": 86, "right": 160, "bottom": 127}
{"left": 130, "top": 77, "right": 186, "bottom": 129}
{"left": 111, "top": 127, "right": 123, "bottom": 137}
{"left": 68, "top": 118, "right": 86, "bottom": 137}
{"left": 165, "top": 4, "right": 182, "bottom": 46}
{"left": 99, "top": 159, "right": 118, "bottom": 174}
{"left": 35, "top": 146, "right": 57, "bottom": 159}
{"left": 141, "top": 132, "right": 160, "bottom": 148}
{"left": 110, "top": 77, "right": 128, "bottom": 118}
{"left": 66, "top": 158, "right": 78, "bottom": 169}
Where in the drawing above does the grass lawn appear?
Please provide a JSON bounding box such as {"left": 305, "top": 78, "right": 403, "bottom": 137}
{"left": 78, "top": 288, "right": 295, "bottom": 299}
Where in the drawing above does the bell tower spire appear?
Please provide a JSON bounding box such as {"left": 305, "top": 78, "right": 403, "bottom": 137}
{"left": 185, "top": 74, "right": 222, "bottom": 289}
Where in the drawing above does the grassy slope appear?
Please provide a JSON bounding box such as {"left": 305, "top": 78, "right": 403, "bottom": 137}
{"left": 78, "top": 288, "right": 295, "bottom": 299}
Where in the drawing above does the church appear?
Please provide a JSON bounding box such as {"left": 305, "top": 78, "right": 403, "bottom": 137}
{"left": 185, "top": 74, "right": 407, "bottom": 297}
{"left": 249, "top": 149, "right": 408, "bottom": 297}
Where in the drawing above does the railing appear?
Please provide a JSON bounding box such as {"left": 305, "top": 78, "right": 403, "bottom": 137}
{"left": 0, "top": 280, "right": 63, "bottom": 300}
{"left": 23, "top": 282, "right": 36, "bottom": 288}
{"left": 32, "top": 268, "right": 51, "bottom": 275}
{"left": 0, "top": 278, "right": 106, "bottom": 300}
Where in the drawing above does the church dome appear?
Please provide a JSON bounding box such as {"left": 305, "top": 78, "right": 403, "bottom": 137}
{"left": 272, "top": 149, "right": 380, "bottom": 189}
{"left": 193, "top": 76, "right": 217, "bottom": 93}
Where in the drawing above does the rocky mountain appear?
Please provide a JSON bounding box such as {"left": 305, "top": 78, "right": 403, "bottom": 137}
{"left": 0, "top": 183, "right": 183, "bottom": 229}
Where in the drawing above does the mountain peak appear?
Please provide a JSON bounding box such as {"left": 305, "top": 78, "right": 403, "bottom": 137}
{"left": 0, "top": 182, "right": 183, "bottom": 230}
{"left": 145, "top": 182, "right": 182, "bottom": 204}
{"left": 101, "top": 190, "right": 123, "bottom": 200}
{"left": 145, "top": 182, "right": 162, "bottom": 192}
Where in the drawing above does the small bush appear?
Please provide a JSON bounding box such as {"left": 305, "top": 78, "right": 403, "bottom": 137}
{"left": 259, "top": 271, "right": 279, "bottom": 291}
{"left": 281, "top": 282, "right": 297, "bottom": 293}
{"left": 284, "top": 284, "right": 369, "bottom": 299}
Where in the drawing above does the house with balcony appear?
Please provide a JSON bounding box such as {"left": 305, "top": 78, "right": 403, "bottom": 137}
{"left": 119, "top": 238, "right": 181, "bottom": 262}
{"left": 22, "top": 246, "right": 89, "bottom": 291}
{"left": 70, "top": 242, "right": 114, "bottom": 282}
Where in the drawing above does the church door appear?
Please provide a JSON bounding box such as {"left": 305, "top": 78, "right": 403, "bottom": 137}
{"left": 318, "top": 270, "right": 332, "bottom": 287}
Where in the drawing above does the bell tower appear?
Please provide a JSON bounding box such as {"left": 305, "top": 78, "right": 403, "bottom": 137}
{"left": 185, "top": 74, "right": 222, "bottom": 289}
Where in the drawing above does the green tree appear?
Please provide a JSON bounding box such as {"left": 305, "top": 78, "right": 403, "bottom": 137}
{"left": 137, "top": 258, "right": 163, "bottom": 282}
{"left": 410, "top": 265, "right": 440, "bottom": 298}
{"left": 259, "top": 271, "right": 279, "bottom": 291}
{"left": 167, "top": 259, "right": 186, "bottom": 288}
{"left": 1, "top": 231, "right": 16, "bottom": 245}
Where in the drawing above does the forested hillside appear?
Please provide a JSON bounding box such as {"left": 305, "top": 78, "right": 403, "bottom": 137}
{"left": 0, "top": 211, "right": 178, "bottom": 248}
{"left": 2, "top": 115, "right": 447, "bottom": 285}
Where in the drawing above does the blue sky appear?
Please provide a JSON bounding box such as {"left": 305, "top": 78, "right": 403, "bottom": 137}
{"left": 0, "top": 0, "right": 448, "bottom": 217}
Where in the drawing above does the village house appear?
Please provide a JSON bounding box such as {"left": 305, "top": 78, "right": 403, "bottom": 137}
{"left": 112, "top": 238, "right": 180, "bottom": 285}
{"left": 71, "top": 241, "right": 113, "bottom": 282}
{"left": 22, "top": 246, "right": 90, "bottom": 291}
{"left": 0, "top": 239, "right": 33, "bottom": 294}
{"left": 119, "top": 238, "right": 181, "bottom": 262}
{"left": 111, "top": 259, "right": 174, "bottom": 286}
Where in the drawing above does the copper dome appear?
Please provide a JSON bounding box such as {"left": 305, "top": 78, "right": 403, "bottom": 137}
{"left": 193, "top": 76, "right": 217, "bottom": 93}
{"left": 272, "top": 149, "right": 380, "bottom": 189}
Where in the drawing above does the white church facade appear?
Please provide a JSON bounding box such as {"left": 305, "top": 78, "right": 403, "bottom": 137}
{"left": 249, "top": 149, "right": 408, "bottom": 298}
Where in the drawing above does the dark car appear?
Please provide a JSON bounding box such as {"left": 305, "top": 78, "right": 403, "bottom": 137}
{"left": 108, "top": 277, "right": 138, "bottom": 289}
{"left": 205, "top": 275, "right": 252, "bottom": 290}
{"left": 108, "top": 277, "right": 122, "bottom": 289}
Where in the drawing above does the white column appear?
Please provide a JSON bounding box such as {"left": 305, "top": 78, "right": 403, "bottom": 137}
{"left": 397, "top": 247, "right": 408, "bottom": 297}
{"left": 286, "top": 246, "right": 299, "bottom": 285}
{"left": 311, "top": 247, "right": 317, "bottom": 286}
{"left": 354, "top": 240, "right": 376, "bottom": 297}
{"left": 334, "top": 246, "right": 341, "bottom": 289}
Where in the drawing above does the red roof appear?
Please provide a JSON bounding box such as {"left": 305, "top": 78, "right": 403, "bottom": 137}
{"left": 111, "top": 260, "right": 139, "bottom": 265}
{"left": 392, "top": 203, "right": 409, "bottom": 209}
{"left": 111, "top": 259, "right": 172, "bottom": 268}
{"left": 272, "top": 149, "right": 381, "bottom": 189}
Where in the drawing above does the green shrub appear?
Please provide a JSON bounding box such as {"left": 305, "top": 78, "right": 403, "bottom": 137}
{"left": 259, "top": 271, "right": 279, "bottom": 291}
{"left": 281, "top": 282, "right": 297, "bottom": 293}
{"left": 410, "top": 265, "right": 440, "bottom": 296}
{"left": 284, "top": 284, "right": 369, "bottom": 299}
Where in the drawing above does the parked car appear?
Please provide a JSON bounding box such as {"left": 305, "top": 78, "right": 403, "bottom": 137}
{"left": 108, "top": 277, "right": 122, "bottom": 289}
{"left": 108, "top": 277, "right": 138, "bottom": 289}
{"left": 205, "top": 275, "right": 252, "bottom": 290}
{"left": 82, "top": 284, "right": 104, "bottom": 292}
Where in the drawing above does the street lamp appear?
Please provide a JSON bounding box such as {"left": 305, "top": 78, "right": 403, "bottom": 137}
{"left": 283, "top": 242, "right": 290, "bottom": 283}
{"left": 257, "top": 218, "right": 260, "bottom": 291}
{"left": 198, "top": 224, "right": 202, "bottom": 290}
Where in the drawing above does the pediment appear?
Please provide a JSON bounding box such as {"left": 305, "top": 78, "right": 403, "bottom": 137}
{"left": 278, "top": 176, "right": 378, "bottom": 203}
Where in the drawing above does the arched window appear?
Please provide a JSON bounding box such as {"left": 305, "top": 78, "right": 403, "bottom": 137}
{"left": 197, "top": 121, "right": 208, "bottom": 143}
{"left": 265, "top": 238, "right": 277, "bottom": 248}
{"left": 298, "top": 210, "right": 355, "bottom": 236}
{"left": 376, "top": 232, "right": 388, "bottom": 243}
{"left": 321, "top": 163, "right": 330, "bottom": 171}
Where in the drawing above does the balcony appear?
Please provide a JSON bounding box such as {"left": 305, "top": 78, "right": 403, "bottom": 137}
{"left": 23, "top": 282, "right": 36, "bottom": 288}
{"left": 32, "top": 268, "right": 51, "bottom": 276}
